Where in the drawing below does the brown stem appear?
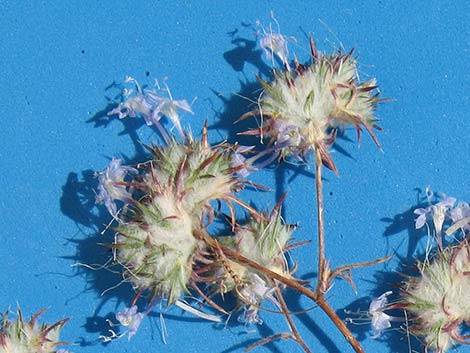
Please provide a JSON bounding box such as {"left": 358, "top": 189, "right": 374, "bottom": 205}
{"left": 195, "top": 229, "right": 314, "bottom": 298}
{"left": 245, "top": 333, "right": 290, "bottom": 352}
{"left": 274, "top": 285, "right": 312, "bottom": 353}
{"left": 329, "top": 255, "right": 393, "bottom": 281}
{"left": 311, "top": 148, "right": 365, "bottom": 352}
{"left": 314, "top": 147, "right": 327, "bottom": 294}
{"left": 194, "top": 229, "right": 365, "bottom": 353}
{"left": 315, "top": 297, "right": 365, "bottom": 353}
{"left": 222, "top": 242, "right": 364, "bottom": 353}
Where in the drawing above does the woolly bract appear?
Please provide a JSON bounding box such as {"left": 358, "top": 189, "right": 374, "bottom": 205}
{"left": 141, "top": 133, "right": 240, "bottom": 214}
{"left": 402, "top": 241, "right": 470, "bottom": 352}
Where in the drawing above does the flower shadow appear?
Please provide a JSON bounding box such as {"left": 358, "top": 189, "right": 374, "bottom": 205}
{"left": 284, "top": 285, "right": 342, "bottom": 353}
{"left": 60, "top": 90, "right": 163, "bottom": 343}
{"left": 223, "top": 36, "right": 271, "bottom": 77}
{"left": 381, "top": 189, "right": 427, "bottom": 258}
{"left": 60, "top": 169, "right": 134, "bottom": 345}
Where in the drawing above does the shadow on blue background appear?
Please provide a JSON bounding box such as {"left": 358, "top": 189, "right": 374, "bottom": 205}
{"left": 2, "top": 2, "right": 469, "bottom": 353}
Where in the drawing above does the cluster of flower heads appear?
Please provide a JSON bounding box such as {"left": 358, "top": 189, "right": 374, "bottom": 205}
{"left": 0, "top": 308, "right": 71, "bottom": 353}
{"left": 96, "top": 76, "right": 299, "bottom": 340}
{"left": 94, "top": 15, "right": 386, "bottom": 348}
{"left": 107, "top": 128, "right": 253, "bottom": 305}
{"left": 353, "top": 189, "right": 470, "bottom": 352}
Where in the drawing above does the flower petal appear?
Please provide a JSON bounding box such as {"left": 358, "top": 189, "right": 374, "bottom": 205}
{"left": 415, "top": 214, "right": 427, "bottom": 229}
{"left": 371, "top": 312, "right": 391, "bottom": 338}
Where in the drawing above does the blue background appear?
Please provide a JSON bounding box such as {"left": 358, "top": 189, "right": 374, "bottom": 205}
{"left": 0, "top": 1, "right": 468, "bottom": 352}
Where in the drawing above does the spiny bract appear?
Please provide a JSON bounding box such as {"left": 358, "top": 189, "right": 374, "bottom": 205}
{"left": 0, "top": 308, "right": 69, "bottom": 353}
{"left": 246, "top": 38, "right": 383, "bottom": 173}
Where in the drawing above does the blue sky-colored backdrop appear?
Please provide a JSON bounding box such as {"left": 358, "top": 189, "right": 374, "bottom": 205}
{"left": 0, "top": 1, "right": 469, "bottom": 352}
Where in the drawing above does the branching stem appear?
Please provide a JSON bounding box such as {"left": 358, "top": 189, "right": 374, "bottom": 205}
{"left": 194, "top": 229, "right": 365, "bottom": 353}
{"left": 274, "top": 285, "right": 312, "bottom": 353}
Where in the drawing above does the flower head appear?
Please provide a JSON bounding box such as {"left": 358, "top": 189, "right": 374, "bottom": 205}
{"left": 244, "top": 35, "right": 383, "bottom": 173}
{"left": 0, "top": 308, "right": 69, "bottom": 353}
{"left": 401, "top": 241, "right": 470, "bottom": 352}
{"left": 213, "top": 204, "right": 294, "bottom": 324}
{"left": 95, "top": 158, "right": 137, "bottom": 217}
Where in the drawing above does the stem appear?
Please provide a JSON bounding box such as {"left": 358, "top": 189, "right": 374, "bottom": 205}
{"left": 195, "top": 229, "right": 315, "bottom": 299}
{"left": 245, "top": 333, "right": 290, "bottom": 352}
{"left": 314, "top": 147, "right": 327, "bottom": 294}
{"left": 194, "top": 229, "right": 365, "bottom": 353}
{"left": 274, "top": 285, "right": 312, "bottom": 353}
{"left": 223, "top": 242, "right": 365, "bottom": 353}
{"left": 311, "top": 149, "right": 365, "bottom": 352}
{"left": 315, "top": 297, "right": 365, "bottom": 353}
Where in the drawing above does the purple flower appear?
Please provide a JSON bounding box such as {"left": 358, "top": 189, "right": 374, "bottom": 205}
{"left": 257, "top": 17, "right": 290, "bottom": 71}
{"left": 260, "top": 32, "right": 289, "bottom": 65}
{"left": 433, "top": 197, "right": 456, "bottom": 233}
{"left": 272, "top": 120, "right": 302, "bottom": 149}
{"left": 256, "top": 13, "right": 290, "bottom": 69}
{"left": 238, "top": 306, "right": 263, "bottom": 325}
{"left": 116, "top": 305, "right": 145, "bottom": 340}
{"left": 414, "top": 194, "right": 456, "bottom": 234}
{"left": 237, "top": 274, "right": 280, "bottom": 326}
{"left": 230, "top": 146, "right": 258, "bottom": 178}
{"left": 96, "top": 158, "right": 137, "bottom": 217}
{"left": 414, "top": 206, "right": 431, "bottom": 229}
{"left": 146, "top": 90, "right": 193, "bottom": 136}
{"left": 369, "top": 291, "right": 392, "bottom": 338}
{"left": 108, "top": 76, "right": 193, "bottom": 138}
{"left": 239, "top": 274, "right": 277, "bottom": 305}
